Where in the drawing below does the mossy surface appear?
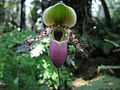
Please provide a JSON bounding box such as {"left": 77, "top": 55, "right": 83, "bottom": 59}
{"left": 76, "top": 76, "right": 120, "bottom": 90}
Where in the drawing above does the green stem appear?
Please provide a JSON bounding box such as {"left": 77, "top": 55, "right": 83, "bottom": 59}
{"left": 58, "top": 68, "right": 61, "bottom": 85}
{"left": 57, "top": 68, "right": 62, "bottom": 90}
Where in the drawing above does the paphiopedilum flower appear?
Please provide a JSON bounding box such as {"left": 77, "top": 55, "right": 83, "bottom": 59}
{"left": 22, "top": 2, "right": 88, "bottom": 68}
{"left": 43, "top": 2, "right": 77, "bottom": 68}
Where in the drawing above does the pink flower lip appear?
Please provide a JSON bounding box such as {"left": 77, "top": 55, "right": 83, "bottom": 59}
{"left": 50, "top": 39, "right": 67, "bottom": 68}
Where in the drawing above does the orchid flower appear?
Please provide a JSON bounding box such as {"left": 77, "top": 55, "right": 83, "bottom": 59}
{"left": 42, "top": 2, "right": 88, "bottom": 68}
{"left": 23, "top": 2, "right": 88, "bottom": 68}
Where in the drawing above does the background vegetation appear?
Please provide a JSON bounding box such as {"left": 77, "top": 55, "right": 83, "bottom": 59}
{"left": 0, "top": 0, "right": 120, "bottom": 90}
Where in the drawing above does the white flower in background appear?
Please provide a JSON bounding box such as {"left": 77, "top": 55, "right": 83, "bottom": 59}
{"left": 30, "top": 44, "right": 45, "bottom": 58}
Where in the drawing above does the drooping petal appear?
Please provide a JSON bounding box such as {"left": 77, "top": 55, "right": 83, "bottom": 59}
{"left": 50, "top": 40, "right": 67, "bottom": 68}
{"left": 69, "top": 31, "right": 89, "bottom": 58}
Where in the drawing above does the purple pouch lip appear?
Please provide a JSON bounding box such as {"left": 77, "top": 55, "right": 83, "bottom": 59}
{"left": 49, "top": 26, "right": 69, "bottom": 68}
{"left": 50, "top": 39, "right": 67, "bottom": 68}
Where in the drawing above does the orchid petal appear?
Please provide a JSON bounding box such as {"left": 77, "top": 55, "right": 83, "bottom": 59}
{"left": 50, "top": 40, "right": 67, "bottom": 68}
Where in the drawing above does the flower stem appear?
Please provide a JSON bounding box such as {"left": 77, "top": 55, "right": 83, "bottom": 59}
{"left": 57, "top": 68, "right": 62, "bottom": 90}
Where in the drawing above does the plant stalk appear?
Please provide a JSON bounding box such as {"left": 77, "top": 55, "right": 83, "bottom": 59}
{"left": 57, "top": 68, "right": 62, "bottom": 90}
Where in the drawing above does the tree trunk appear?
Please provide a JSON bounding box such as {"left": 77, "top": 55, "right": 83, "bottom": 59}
{"left": 0, "top": 0, "right": 4, "bottom": 35}
{"left": 20, "top": 0, "right": 26, "bottom": 30}
{"left": 62, "top": 0, "right": 92, "bottom": 34}
{"left": 0, "top": 0, "right": 4, "bottom": 25}
{"left": 100, "top": 0, "right": 111, "bottom": 27}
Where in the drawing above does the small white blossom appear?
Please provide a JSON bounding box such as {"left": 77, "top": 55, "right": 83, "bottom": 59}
{"left": 30, "top": 44, "right": 45, "bottom": 58}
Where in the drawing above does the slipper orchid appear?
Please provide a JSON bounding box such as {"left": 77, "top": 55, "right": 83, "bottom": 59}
{"left": 23, "top": 2, "right": 88, "bottom": 68}
{"left": 43, "top": 2, "right": 80, "bottom": 68}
